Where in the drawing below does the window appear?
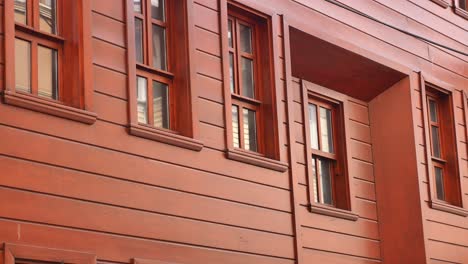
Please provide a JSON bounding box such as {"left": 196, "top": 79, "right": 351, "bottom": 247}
{"left": 460, "top": 0, "right": 467, "bottom": 10}
{"left": 223, "top": 2, "right": 287, "bottom": 172}
{"left": 455, "top": 0, "right": 468, "bottom": 19}
{"left": 4, "top": 243, "right": 96, "bottom": 264}
{"left": 3, "top": 0, "right": 96, "bottom": 124}
{"left": 127, "top": 0, "right": 202, "bottom": 151}
{"left": 425, "top": 87, "right": 463, "bottom": 207}
{"left": 303, "top": 81, "right": 357, "bottom": 221}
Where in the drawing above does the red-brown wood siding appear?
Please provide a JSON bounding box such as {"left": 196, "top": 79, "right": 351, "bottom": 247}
{"left": 0, "top": 0, "right": 467, "bottom": 263}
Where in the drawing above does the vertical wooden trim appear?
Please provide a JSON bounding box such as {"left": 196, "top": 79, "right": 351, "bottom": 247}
{"left": 342, "top": 99, "right": 355, "bottom": 212}
{"left": 185, "top": 0, "right": 200, "bottom": 139}
{"left": 4, "top": 0, "right": 15, "bottom": 93}
{"left": 220, "top": 0, "right": 234, "bottom": 150}
{"left": 127, "top": 0, "right": 138, "bottom": 126}
{"left": 80, "top": 0, "right": 94, "bottom": 111}
{"left": 282, "top": 16, "right": 304, "bottom": 264}
{"left": 463, "top": 90, "right": 468, "bottom": 208}
{"left": 270, "top": 13, "right": 282, "bottom": 161}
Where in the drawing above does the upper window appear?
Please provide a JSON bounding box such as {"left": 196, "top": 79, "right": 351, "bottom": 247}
{"left": 133, "top": 0, "right": 170, "bottom": 129}
{"left": 127, "top": 0, "right": 202, "bottom": 150}
{"left": 4, "top": 0, "right": 95, "bottom": 123}
{"left": 228, "top": 14, "right": 259, "bottom": 152}
{"left": 426, "top": 87, "right": 462, "bottom": 206}
{"left": 460, "top": 0, "right": 467, "bottom": 10}
{"left": 224, "top": 3, "right": 287, "bottom": 171}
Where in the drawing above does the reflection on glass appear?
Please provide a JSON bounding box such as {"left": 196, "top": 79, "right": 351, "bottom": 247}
{"left": 137, "top": 76, "right": 148, "bottom": 124}
{"left": 14, "top": 0, "right": 27, "bottom": 25}
{"left": 429, "top": 99, "right": 438, "bottom": 123}
{"left": 152, "top": 24, "right": 167, "bottom": 70}
{"left": 232, "top": 105, "right": 240, "bottom": 148}
{"left": 151, "top": 0, "right": 165, "bottom": 21}
{"left": 241, "top": 57, "right": 254, "bottom": 98}
{"left": 15, "top": 38, "right": 31, "bottom": 94}
{"left": 243, "top": 109, "right": 257, "bottom": 151}
{"left": 38, "top": 45, "right": 58, "bottom": 99}
{"left": 134, "top": 0, "right": 142, "bottom": 13}
{"left": 135, "top": 18, "right": 144, "bottom": 64}
{"left": 39, "top": 0, "right": 57, "bottom": 34}
{"left": 431, "top": 125, "right": 442, "bottom": 158}
{"left": 309, "top": 104, "right": 319, "bottom": 150}
{"left": 311, "top": 158, "right": 319, "bottom": 203}
{"left": 152, "top": 81, "right": 169, "bottom": 129}
{"left": 228, "top": 20, "right": 233, "bottom": 48}
{"left": 229, "top": 52, "right": 235, "bottom": 93}
{"left": 320, "top": 107, "right": 334, "bottom": 153}
{"left": 240, "top": 24, "right": 252, "bottom": 54}
{"left": 318, "top": 158, "right": 333, "bottom": 205}
{"left": 435, "top": 167, "right": 445, "bottom": 201}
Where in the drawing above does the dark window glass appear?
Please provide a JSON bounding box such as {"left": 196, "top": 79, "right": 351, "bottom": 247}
{"left": 135, "top": 18, "right": 144, "bottom": 64}
{"left": 309, "top": 104, "right": 319, "bottom": 150}
{"left": 152, "top": 24, "right": 167, "bottom": 70}
{"left": 151, "top": 0, "right": 165, "bottom": 21}
{"left": 311, "top": 158, "right": 319, "bottom": 203}
{"left": 14, "top": 0, "right": 27, "bottom": 25}
{"left": 228, "top": 20, "right": 233, "bottom": 48}
{"left": 429, "top": 99, "right": 438, "bottom": 123}
{"left": 136, "top": 76, "right": 148, "bottom": 124}
{"left": 431, "top": 125, "right": 442, "bottom": 158}
{"left": 243, "top": 109, "right": 257, "bottom": 151}
{"left": 320, "top": 107, "right": 334, "bottom": 153}
{"left": 240, "top": 24, "right": 252, "bottom": 54}
{"left": 15, "top": 38, "right": 31, "bottom": 93}
{"left": 38, "top": 45, "right": 58, "bottom": 99}
{"left": 152, "top": 81, "right": 169, "bottom": 129}
{"left": 241, "top": 57, "right": 254, "bottom": 98}
{"left": 435, "top": 167, "right": 445, "bottom": 201}
{"left": 460, "top": 0, "right": 467, "bottom": 10}
{"left": 318, "top": 158, "right": 333, "bottom": 205}
{"left": 229, "top": 52, "right": 235, "bottom": 93}
{"left": 39, "top": 0, "right": 57, "bottom": 34}
{"left": 232, "top": 105, "right": 240, "bottom": 148}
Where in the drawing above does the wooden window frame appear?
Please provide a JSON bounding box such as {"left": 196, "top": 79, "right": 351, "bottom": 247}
{"left": 454, "top": 0, "right": 468, "bottom": 19}
{"left": 302, "top": 80, "right": 358, "bottom": 221}
{"left": 420, "top": 74, "right": 468, "bottom": 217}
{"left": 221, "top": 0, "right": 287, "bottom": 172}
{"left": 4, "top": 243, "right": 96, "bottom": 264}
{"left": 3, "top": 0, "right": 96, "bottom": 124}
{"left": 126, "top": 0, "right": 203, "bottom": 151}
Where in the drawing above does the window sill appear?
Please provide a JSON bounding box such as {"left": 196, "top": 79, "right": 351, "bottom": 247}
{"left": 454, "top": 7, "right": 468, "bottom": 20}
{"left": 2, "top": 90, "right": 97, "bottom": 124}
{"left": 129, "top": 123, "right": 204, "bottom": 151}
{"left": 429, "top": 200, "right": 468, "bottom": 217}
{"left": 430, "top": 0, "right": 450, "bottom": 8}
{"left": 309, "top": 203, "right": 359, "bottom": 221}
{"left": 226, "top": 148, "right": 288, "bottom": 172}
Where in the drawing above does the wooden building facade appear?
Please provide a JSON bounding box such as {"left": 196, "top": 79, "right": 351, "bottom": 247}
{"left": 0, "top": 0, "right": 467, "bottom": 263}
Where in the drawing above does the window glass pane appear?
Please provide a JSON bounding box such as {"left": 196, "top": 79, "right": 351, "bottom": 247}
{"left": 318, "top": 158, "right": 333, "bottom": 205}
{"left": 243, "top": 108, "right": 257, "bottom": 152}
{"left": 151, "top": 0, "right": 165, "bottom": 21}
{"left": 309, "top": 104, "right": 319, "bottom": 150}
{"left": 152, "top": 24, "right": 167, "bottom": 70}
{"left": 134, "top": 0, "right": 142, "bottom": 13}
{"left": 15, "top": 38, "right": 31, "bottom": 94}
{"left": 39, "top": 0, "right": 57, "bottom": 34}
{"left": 38, "top": 45, "right": 58, "bottom": 100}
{"left": 435, "top": 167, "right": 445, "bottom": 201}
{"left": 461, "top": 0, "right": 466, "bottom": 10}
{"left": 431, "top": 125, "right": 442, "bottom": 158}
{"left": 241, "top": 57, "right": 254, "bottom": 98}
{"left": 14, "top": 0, "right": 27, "bottom": 25}
{"left": 135, "top": 18, "right": 144, "bottom": 64}
{"left": 320, "top": 107, "right": 334, "bottom": 153}
{"left": 240, "top": 24, "right": 252, "bottom": 54}
{"left": 152, "top": 81, "right": 169, "bottom": 129}
{"left": 311, "top": 158, "right": 319, "bottom": 203}
{"left": 232, "top": 105, "right": 240, "bottom": 148}
{"left": 429, "top": 99, "right": 438, "bottom": 123}
{"left": 136, "top": 76, "right": 148, "bottom": 124}
{"left": 228, "top": 20, "right": 233, "bottom": 48}
{"left": 229, "top": 52, "right": 235, "bottom": 93}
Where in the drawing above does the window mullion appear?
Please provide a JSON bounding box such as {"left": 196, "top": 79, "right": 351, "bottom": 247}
{"left": 32, "top": 0, "right": 40, "bottom": 30}
{"left": 316, "top": 157, "right": 323, "bottom": 204}
{"left": 147, "top": 78, "right": 155, "bottom": 126}
{"left": 316, "top": 107, "right": 323, "bottom": 151}
{"left": 235, "top": 19, "right": 243, "bottom": 96}
{"left": 145, "top": 0, "right": 153, "bottom": 67}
